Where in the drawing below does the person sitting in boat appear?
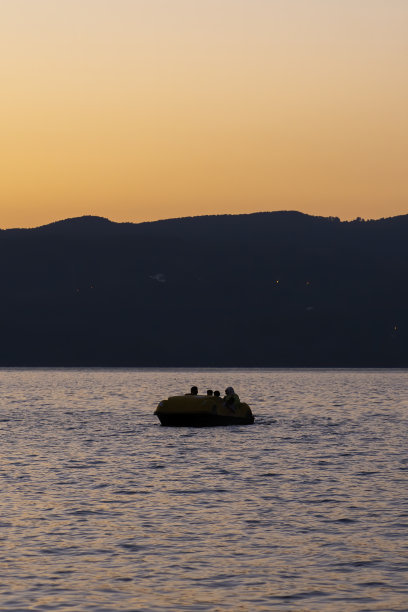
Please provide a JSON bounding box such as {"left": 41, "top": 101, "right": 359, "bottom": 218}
{"left": 206, "top": 389, "right": 213, "bottom": 396}
{"left": 186, "top": 386, "right": 198, "bottom": 395}
{"left": 214, "top": 390, "right": 221, "bottom": 398}
{"left": 224, "top": 387, "right": 240, "bottom": 412}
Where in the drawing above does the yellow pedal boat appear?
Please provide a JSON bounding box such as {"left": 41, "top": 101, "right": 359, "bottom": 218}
{"left": 154, "top": 395, "right": 254, "bottom": 426}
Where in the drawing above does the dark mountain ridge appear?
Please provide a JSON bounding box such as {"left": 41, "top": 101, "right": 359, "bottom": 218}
{"left": 1, "top": 211, "right": 407, "bottom": 366}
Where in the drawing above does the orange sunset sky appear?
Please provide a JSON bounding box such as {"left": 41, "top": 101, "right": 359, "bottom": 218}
{"left": 1, "top": 0, "right": 407, "bottom": 228}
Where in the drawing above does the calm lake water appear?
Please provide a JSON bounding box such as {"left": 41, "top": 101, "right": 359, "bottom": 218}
{"left": 0, "top": 368, "right": 407, "bottom": 611}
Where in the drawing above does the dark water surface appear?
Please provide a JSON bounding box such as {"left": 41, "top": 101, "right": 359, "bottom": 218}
{"left": 0, "top": 368, "right": 407, "bottom": 611}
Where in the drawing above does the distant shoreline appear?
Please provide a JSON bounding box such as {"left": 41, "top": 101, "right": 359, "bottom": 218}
{"left": 2, "top": 212, "right": 408, "bottom": 368}
{"left": 1, "top": 364, "right": 407, "bottom": 370}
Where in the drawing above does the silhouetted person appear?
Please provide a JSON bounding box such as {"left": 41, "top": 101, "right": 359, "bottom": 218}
{"left": 224, "top": 387, "right": 240, "bottom": 411}
{"left": 214, "top": 390, "right": 221, "bottom": 397}
{"left": 207, "top": 389, "right": 213, "bottom": 396}
{"left": 186, "top": 386, "right": 198, "bottom": 395}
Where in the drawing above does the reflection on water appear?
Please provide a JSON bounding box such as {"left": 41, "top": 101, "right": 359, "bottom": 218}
{"left": 0, "top": 368, "right": 407, "bottom": 611}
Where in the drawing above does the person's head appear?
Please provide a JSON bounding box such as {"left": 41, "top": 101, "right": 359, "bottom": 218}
{"left": 214, "top": 390, "right": 220, "bottom": 397}
{"left": 206, "top": 389, "right": 213, "bottom": 396}
{"left": 225, "top": 386, "right": 234, "bottom": 396}
{"left": 190, "top": 386, "right": 198, "bottom": 395}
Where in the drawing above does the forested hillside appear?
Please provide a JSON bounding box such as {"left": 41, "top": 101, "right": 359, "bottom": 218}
{"left": 1, "top": 211, "right": 407, "bottom": 366}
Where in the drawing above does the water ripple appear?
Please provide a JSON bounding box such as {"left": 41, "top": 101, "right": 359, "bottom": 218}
{"left": 0, "top": 367, "right": 407, "bottom": 611}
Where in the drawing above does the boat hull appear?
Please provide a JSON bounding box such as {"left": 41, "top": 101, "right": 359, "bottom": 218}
{"left": 156, "top": 412, "right": 254, "bottom": 427}
{"left": 154, "top": 395, "right": 254, "bottom": 427}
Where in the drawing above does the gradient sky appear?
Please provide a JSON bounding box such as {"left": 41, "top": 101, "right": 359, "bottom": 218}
{"left": 1, "top": 0, "right": 407, "bottom": 228}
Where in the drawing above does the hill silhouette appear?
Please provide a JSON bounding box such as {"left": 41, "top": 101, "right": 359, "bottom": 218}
{"left": 1, "top": 211, "right": 407, "bottom": 366}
